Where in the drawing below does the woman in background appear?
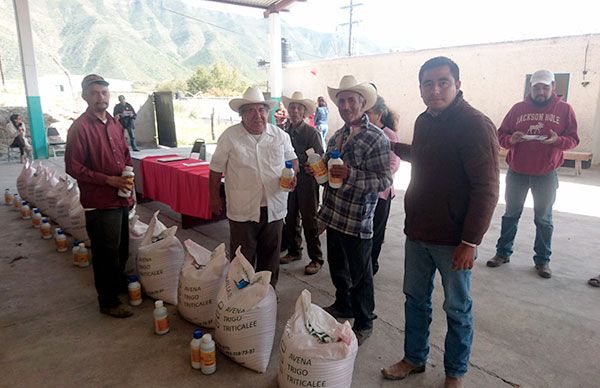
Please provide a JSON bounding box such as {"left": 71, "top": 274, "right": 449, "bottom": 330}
{"left": 6, "top": 113, "right": 31, "bottom": 163}
{"left": 313, "top": 96, "right": 329, "bottom": 148}
{"left": 366, "top": 96, "right": 401, "bottom": 275}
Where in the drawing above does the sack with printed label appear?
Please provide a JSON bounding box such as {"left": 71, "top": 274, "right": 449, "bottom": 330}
{"left": 34, "top": 170, "right": 58, "bottom": 213}
{"left": 65, "top": 203, "right": 89, "bottom": 245}
{"left": 27, "top": 164, "right": 47, "bottom": 206}
{"left": 55, "top": 182, "right": 80, "bottom": 230}
{"left": 45, "top": 175, "right": 69, "bottom": 220}
{"left": 278, "top": 289, "right": 358, "bottom": 388}
{"left": 214, "top": 247, "right": 277, "bottom": 373}
{"left": 137, "top": 211, "right": 184, "bottom": 305}
{"left": 17, "top": 160, "right": 36, "bottom": 200}
{"left": 178, "top": 241, "right": 229, "bottom": 328}
{"left": 126, "top": 213, "right": 148, "bottom": 276}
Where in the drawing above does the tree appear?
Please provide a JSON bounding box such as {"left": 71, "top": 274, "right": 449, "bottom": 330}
{"left": 186, "top": 62, "right": 247, "bottom": 96}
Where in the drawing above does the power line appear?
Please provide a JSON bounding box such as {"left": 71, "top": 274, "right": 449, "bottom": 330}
{"left": 161, "top": 5, "right": 244, "bottom": 35}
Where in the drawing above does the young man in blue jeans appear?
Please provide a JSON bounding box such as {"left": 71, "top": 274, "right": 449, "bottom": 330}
{"left": 384, "top": 57, "right": 500, "bottom": 387}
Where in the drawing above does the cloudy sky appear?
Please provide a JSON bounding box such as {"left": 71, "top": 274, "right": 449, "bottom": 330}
{"left": 195, "top": 0, "right": 600, "bottom": 52}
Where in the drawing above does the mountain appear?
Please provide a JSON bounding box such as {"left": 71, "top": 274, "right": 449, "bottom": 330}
{"left": 0, "top": 0, "right": 383, "bottom": 86}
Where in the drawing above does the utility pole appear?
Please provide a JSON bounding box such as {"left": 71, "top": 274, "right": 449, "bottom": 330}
{"left": 0, "top": 53, "right": 6, "bottom": 91}
{"left": 340, "top": 0, "right": 362, "bottom": 56}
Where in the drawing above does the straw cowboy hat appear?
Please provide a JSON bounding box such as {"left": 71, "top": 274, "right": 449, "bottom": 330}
{"left": 282, "top": 91, "right": 317, "bottom": 114}
{"left": 327, "top": 75, "right": 377, "bottom": 111}
{"left": 229, "top": 86, "right": 278, "bottom": 113}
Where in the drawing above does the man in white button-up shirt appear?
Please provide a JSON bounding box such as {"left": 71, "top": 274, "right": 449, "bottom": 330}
{"left": 209, "top": 86, "right": 298, "bottom": 287}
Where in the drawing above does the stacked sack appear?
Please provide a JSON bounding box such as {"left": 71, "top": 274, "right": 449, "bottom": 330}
{"left": 178, "top": 241, "right": 229, "bottom": 328}
{"left": 278, "top": 290, "right": 358, "bottom": 388}
{"left": 214, "top": 247, "right": 277, "bottom": 373}
{"left": 16, "top": 160, "right": 35, "bottom": 201}
{"left": 45, "top": 175, "right": 69, "bottom": 221}
{"left": 34, "top": 168, "right": 58, "bottom": 214}
{"left": 26, "top": 163, "right": 47, "bottom": 206}
{"left": 137, "top": 211, "right": 185, "bottom": 305}
{"left": 127, "top": 208, "right": 149, "bottom": 276}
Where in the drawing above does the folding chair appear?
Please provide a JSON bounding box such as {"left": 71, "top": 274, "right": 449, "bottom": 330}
{"left": 47, "top": 127, "right": 66, "bottom": 157}
{"left": 189, "top": 138, "right": 206, "bottom": 160}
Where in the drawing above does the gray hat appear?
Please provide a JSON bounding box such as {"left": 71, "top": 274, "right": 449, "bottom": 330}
{"left": 81, "top": 74, "right": 109, "bottom": 91}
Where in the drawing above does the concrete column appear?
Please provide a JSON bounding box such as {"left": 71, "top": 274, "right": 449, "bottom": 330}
{"left": 13, "top": 0, "right": 48, "bottom": 159}
{"left": 268, "top": 12, "right": 282, "bottom": 99}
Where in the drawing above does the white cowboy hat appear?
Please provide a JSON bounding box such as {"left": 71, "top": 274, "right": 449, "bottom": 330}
{"left": 282, "top": 91, "right": 317, "bottom": 114}
{"left": 327, "top": 75, "right": 377, "bottom": 111}
{"left": 229, "top": 86, "right": 278, "bottom": 113}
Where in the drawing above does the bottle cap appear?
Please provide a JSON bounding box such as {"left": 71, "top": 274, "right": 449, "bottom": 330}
{"left": 124, "top": 166, "right": 134, "bottom": 172}
{"left": 305, "top": 148, "right": 315, "bottom": 156}
{"left": 58, "top": 229, "right": 64, "bottom": 234}
{"left": 193, "top": 329, "right": 203, "bottom": 339}
{"left": 331, "top": 150, "right": 340, "bottom": 158}
{"left": 42, "top": 218, "right": 48, "bottom": 223}
{"left": 78, "top": 242, "right": 86, "bottom": 248}
{"left": 33, "top": 208, "right": 40, "bottom": 213}
{"left": 285, "top": 160, "right": 293, "bottom": 169}
{"left": 73, "top": 240, "right": 81, "bottom": 247}
{"left": 155, "top": 300, "right": 164, "bottom": 308}
{"left": 21, "top": 201, "right": 27, "bottom": 205}
{"left": 202, "top": 333, "right": 212, "bottom": 343}
{"left": 129, "top": 275, "right": 139, "bottom": 282}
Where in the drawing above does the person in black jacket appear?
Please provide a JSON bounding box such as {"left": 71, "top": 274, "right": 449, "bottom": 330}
{"left": 113, "top": 95, "right": 139, "bottom": 151}
{"left": 381, "top": 57, "right": 499, "bottom": 388}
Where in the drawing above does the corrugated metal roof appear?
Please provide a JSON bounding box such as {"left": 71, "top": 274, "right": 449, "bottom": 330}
{"left": 203, "top": 0, "right": 304, "bottom": 16}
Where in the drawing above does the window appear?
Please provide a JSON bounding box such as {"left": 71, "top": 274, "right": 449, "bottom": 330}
{"left": 524, "top": 73, "right": 570, "bottom": 101}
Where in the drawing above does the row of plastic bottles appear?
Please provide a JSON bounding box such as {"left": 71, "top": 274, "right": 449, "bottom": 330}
{"left": 5, "top": 188, "right": 90, "bottom": 267}
{"left": 279, "top": 148, "right": 344, "bottom": 191}
{"left": 8, "top": 187, "right": 216, "bottom": 375}
{"left": 151, "top": 298, "right": 216, "bottom": 374}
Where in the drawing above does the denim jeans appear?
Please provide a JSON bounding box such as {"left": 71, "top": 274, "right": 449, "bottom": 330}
{"left": 495, "top": 169, "right": 558, "bottom": 265}
{"left": 403, "top": 239, "right": 473, "bottom": 378}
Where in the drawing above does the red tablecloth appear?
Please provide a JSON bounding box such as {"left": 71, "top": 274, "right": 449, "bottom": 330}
{"left": 140, "top": 155, "right": 212, "bottom": 219}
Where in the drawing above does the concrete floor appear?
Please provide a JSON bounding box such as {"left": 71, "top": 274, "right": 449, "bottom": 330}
{"left": 1, "top": 155, "right": 599, "bottom": 388}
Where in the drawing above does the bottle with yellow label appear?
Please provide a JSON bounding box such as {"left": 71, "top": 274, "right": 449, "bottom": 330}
{"left": 40, "top": 218, "right": 52, "bottom": 240}
{"left": 20, "top": 201, "right": 31, "bottom": 220}
{"left": 200, "top": 333, "right": 216, "bottom": 374}
{"left": 306, "top": 148, "right": 328, "bottom": 184}
{"left": 154, "top": 300, "right": 169, "bottom": 335}
{"left": 190, "top": 329, "right": 203, "bottom": 370}
{"left": 4, "top": 188, "right": 12, "bottom": 205}
{"left": 279, "top": 161, "right": 294, "bottom": 192}
{"left": 76, "top": 243, "right": 90, "bottom": 267}
{"left": 118, "top": 166, "right": 134, "bottom": 198}
{"left": 328, "top": 150, "right": 344, "bottom": 189}
{"left": 31, "top": 208, "right": 42, "bottom": 228}
{"left": 55, "top": 229, "right": 68, "bottom": 252}
{"left": 128, "top": 275, "right": 142, "bottom": 306}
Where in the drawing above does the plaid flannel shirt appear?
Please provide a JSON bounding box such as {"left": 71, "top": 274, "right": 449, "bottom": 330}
{"left": 318, "top": 114, "right": 392, "bottom": 239}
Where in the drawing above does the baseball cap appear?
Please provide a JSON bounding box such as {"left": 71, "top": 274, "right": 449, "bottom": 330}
{"left": 81, "top": 74, "right": 109, "bottom": 91}
{"left": 530, "top": 70, "right": 555, "bottom": 86}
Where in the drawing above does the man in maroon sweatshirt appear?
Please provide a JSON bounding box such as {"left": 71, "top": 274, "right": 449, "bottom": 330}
{"left": 487, "top": 70, "right": 579, "bottom": 278}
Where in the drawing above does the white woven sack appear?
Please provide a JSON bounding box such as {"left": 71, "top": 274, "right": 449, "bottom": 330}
{"left": 137, "top": 211, "right": 184, "bottom": 305}
{"left": 45, "top": 176, "right": 69, "bottom": 220}
{"left": 177, "top": 241, "right": 229, "bottom": 328}
{"left": 277, "top": 290, "right": 358, "bottom": 388}
{"left": 16, "top": 160, "right": 36, "bottom": 200}
{"left": 55, "top": 183, "right": 80, "bottom": 230}
{"left": 214, "top": 247, "right": 277, "bottom": 373}
{"left": 126, "top": 214, "right": 148, "bottom": 276}
{"left": 27, "top": 164, "right": 46, "bottom": 206}
{"left": 65, "top": 203, "right": 89, "bottom": 245}
{"left": 35, "top": 171, "right": 58, "bottom": 213}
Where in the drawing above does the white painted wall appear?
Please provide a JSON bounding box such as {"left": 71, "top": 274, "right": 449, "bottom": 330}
{"left": 283, "top": 34, "right": 600, "bottom": 161}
